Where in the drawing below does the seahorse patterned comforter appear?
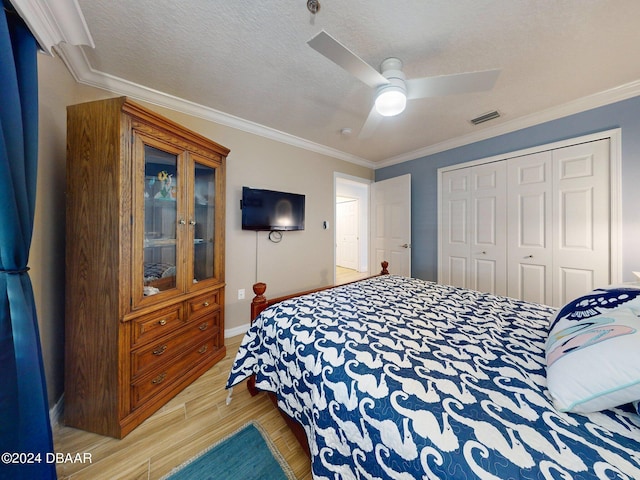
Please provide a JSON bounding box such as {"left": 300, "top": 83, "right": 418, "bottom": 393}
{"left": 226, "top": 275, "right": 640, "bottom": 479}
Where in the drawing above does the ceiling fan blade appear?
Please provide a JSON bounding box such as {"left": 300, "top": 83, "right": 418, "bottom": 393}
{"left": 406, "top": 69, "right": 501, "bottom": 99}
{"left": 358, "top": 105, "right": 384, "bottom": 139}
{"left": 308, "top": 30, "right": 389, "bottom": 89}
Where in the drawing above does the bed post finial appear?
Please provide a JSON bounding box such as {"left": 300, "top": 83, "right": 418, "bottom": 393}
{"left": 251, "top": 282, "right": 268, "bottom": 322}
{"left": 381, "top": 261, "right": 389, "bottom": 275}
{"left": 253, "top": 282, "right": 267, "bottom": 300}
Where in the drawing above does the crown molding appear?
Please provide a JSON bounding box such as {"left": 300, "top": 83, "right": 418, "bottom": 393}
{"left": 63, "top": 37, "right": 640, "bottom": 170}
{"left": 376, "top": 79, "right": 640, "bottom": 169}
{"left": 55, "top": 42, "right": 375, "bottom": 169}
{"left": 16, "top": 0, "right": 640, "bottom": 169}
{"left": 10, "top": 0, "right": 94, "bottom": 55}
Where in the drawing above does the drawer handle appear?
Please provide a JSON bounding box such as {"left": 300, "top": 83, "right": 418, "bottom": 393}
{"left": 152, "top": 345, "right": 167, "bottom": 356}
{"left": 203, "top": 301, "right": 210, "bottom": 307}
{"left": 158, "top": 319, "right": 167, "bottom": 326}
{"left": 151, "top": 373, "right": 167, "bottom": 385}
{"left": 199, "top": 322, "right": 208, "bottom": 331}
{"left": 198, "top": 345, "right": 208, "bottom": 354}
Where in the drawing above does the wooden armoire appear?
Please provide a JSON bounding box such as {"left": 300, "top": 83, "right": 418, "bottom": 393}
{"left": 65, "top": 97, "right": 228, "bottom": 438}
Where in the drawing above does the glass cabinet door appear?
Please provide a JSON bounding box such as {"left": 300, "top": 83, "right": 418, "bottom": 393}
{"left": 191, "top": 160, "right": 216, "bottom": 284}
{"left": 143, "top": 144, "right": 179, "bottom": 295}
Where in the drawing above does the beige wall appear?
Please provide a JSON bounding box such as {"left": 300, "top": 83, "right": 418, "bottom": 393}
{"left": 33, "top": 53, "right": 372, "bottom": 407}
{"left": 144, "top": 105, "right": 373, "bottom": 336}
{"left": 34, "top": 53, "right": 111, "bottom": 408}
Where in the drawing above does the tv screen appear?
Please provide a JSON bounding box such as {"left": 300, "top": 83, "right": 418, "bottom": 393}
{"left": 241, "top": 187, "right": 305, "bottom": 231}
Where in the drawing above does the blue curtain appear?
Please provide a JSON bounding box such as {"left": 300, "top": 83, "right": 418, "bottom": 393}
{"left": 0, "top": 4, "right": 56, "bottom": 480}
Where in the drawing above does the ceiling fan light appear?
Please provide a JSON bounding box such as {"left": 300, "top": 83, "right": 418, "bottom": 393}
{"left": 375, "top": 85, "right": 407, "bottom": 117}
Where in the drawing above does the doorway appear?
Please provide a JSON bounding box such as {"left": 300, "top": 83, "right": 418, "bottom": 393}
{"left": 334, "top": 174, "right": 370, "bottom": 284}
{"left": 370, "top": 174, "right": 412, "bottom": 277}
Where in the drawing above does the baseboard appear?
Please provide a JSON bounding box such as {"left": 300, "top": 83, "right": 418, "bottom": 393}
{"left": 224, "top": 323, "right": 250, "bottom": 338}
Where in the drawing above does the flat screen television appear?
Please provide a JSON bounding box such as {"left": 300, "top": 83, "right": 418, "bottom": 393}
{"left": 241, "top": 187, "right": 305, "bottom": 231}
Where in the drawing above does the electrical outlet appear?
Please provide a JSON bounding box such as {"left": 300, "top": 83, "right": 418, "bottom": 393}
{"left": 238, "top": 288, "right": 245, "bottom": 300}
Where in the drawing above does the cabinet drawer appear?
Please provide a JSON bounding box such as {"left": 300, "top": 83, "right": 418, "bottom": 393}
{"left": 131, "top": 304, "right": 186, "bottom": 348}
{"left": 187, "top": 291, "right": 220, "bottom": 319}
{"left": 131, "top": 312, "right": 220, "bottom": 378}
{"left": 130, "top": 337, "right": 220, "bottom": 409}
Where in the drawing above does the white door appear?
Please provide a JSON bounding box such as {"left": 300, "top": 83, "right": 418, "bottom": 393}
{"left": 336, "top": 199, "right": 359, "bottom": 270}
{"left": 440, "top": 168, "right": 471, "bottom": 288}
{"left": 371, "top": 174, "right": 411, "bottom": 276}
{"left": 470, "top": 162, "right": 507, "bottom": 295}
{"left": 552, "top": 139, "right": 610, "bottom": 306}
{"left": 507, "top": 151, "right": 554, "bottom": 304}
{"left": 441, "top": 137, "right": 611, "bottom": 307}
{"left": 440, "top": 163, "right": 506, "bottom": 295}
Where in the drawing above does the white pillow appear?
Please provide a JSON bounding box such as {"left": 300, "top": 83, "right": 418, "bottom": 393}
{"left": 545, "top": 285, "right": 640, "bottom": 413}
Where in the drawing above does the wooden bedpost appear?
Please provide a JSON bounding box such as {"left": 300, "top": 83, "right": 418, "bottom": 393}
{"left": 247, "top": 282, "right": 268, "bottom": 396}
{"left": 250, "top": 282, "right": 268, "bottom": 322}
{"left": 380, "top": 261, "right": 389, "bottom": 275}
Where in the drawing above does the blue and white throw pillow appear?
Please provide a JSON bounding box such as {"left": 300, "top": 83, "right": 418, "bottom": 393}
{"left": 545, "top": 285, "right": 640, "bottom": 413}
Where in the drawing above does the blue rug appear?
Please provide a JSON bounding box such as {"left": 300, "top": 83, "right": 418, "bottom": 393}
{"left": 162, "top": 422, "right": 296, "bottom": 480}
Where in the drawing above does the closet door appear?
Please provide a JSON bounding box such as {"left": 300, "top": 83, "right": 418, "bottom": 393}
{"left": 552, "top": 139, "right": 610, "bottom": 306}
{"left": 440, "top": 162, "right": 507, "bottom": 295}
{"left": 507, "top": 152, "right": 553, "bottom": 304}
{"left": 440, "top": 138, "right": 611, "bottom": 306}
{"left": 470, "top": 162, "right": 507, "bottom": 295}
{"left": 440, "top": 168, "right": 471, "bottom": 288}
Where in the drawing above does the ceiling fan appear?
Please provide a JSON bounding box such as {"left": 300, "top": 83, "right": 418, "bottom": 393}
{"left": 307, "top": 30, "right": 501, "bottom": 138}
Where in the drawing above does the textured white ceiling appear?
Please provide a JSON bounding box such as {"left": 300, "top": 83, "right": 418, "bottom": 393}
{"left": 70, "top": 0, "right": 640, "bottom": 165}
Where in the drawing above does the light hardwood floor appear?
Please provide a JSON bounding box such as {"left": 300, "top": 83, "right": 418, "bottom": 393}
{"left": 335, "top": 266, "right": 369, "bottom": 285}
{"left": 53, "top": 334, "right": 312, "bottom": 479}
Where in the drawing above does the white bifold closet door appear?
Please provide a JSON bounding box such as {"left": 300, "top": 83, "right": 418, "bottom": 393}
{"left": 440, "top": 138, "right": 610, "bottom": 307}
{"left": 440, "top": 167, "right": 471, "bottom": 289}
{"left": 506, "top": 151, "right": 554, "bottom": 304}
{"left": 470, "top": 162, "right": 507, "bottom": 295}
{"left": 508, "top": 140, "right": 610, "bottom": 306}
{"left": 440, "top": 161, "right": 507, "bottom": 295}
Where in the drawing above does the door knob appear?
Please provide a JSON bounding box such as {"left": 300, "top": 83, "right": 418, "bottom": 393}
{"left": 400, "top": 244, "right": 410, "bottom": 249}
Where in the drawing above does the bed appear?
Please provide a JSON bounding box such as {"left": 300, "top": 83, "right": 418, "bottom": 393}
{"left": 226, "top": 270, "right": 640, "bottom": 479}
